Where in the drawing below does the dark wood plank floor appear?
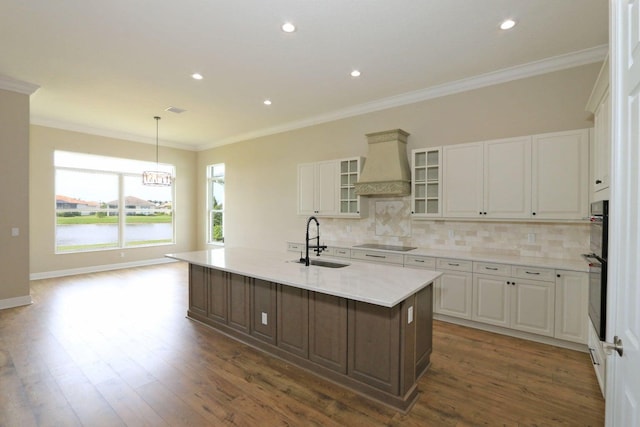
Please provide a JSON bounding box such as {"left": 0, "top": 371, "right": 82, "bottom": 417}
{"left": 0, "top": 262, "right": 604, "bottom": 426}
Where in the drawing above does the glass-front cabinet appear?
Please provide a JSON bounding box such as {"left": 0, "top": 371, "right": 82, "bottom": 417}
{"left": 411, "top": 148, "right": 442, "bottom": 217}
{"left": 339, "top": 158, "right": 360, "bottom": 215}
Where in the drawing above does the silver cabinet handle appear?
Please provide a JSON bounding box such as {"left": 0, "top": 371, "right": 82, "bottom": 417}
{"left": 485, "top": 267, "right": 498, "bottom": 271}
{"left": 448, "top": 263, "right": 459, "bottom": 266}
{"left": 365, "top": 254, "right": 386, "bottom": 259}
{"left": 414, "top": 259, "right": 425, "bottom": 263}
{"left": 525, "top": 271, "right": 540, "bottom": 275}
{"left": 588, "top": 347, "right": 600, "bottom": 365}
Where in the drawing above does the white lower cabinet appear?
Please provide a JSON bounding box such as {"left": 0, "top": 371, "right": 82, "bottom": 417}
{"left": 473, "top": 273, "right": 555, "bottom": 337}
{"left": 434, "top": 259, "right": 473, "bottom": 319}
{"left": 554, "top": 270, "right": 589, "bottom": 344}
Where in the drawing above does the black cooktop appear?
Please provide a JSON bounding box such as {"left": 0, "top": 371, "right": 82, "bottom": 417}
{"left": 353, "top": 243, "right": 417, "bottom": 252}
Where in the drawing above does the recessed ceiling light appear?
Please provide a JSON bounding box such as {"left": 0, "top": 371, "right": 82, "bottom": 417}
{"left": 350, "top": 70, "right": 361, "bottom": 78}
{"left": 263, "top": 99, "right": 272, "bottom": 106}
{"left": 191, "top": 73, "right": 203, "bottom": 80}
{"left": 500, "top": 19, "right": 516, "bottom": 30}
{"left": 281, "top": 22, "right": 296, "bottom": 33}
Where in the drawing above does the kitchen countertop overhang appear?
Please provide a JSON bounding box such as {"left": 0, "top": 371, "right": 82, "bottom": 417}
{"left": 167, "top": 247, "right": 441, "bottom": 308}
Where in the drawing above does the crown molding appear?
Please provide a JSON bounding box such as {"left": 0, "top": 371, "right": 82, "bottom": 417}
{"left": 0, "top": 74, "right": 40, "bottom": 95}
{"left": 30, "top": 116, "right": 197, "bottom": 151}
{"left": 198, "top": 44, "right": 608, "bottom": 151}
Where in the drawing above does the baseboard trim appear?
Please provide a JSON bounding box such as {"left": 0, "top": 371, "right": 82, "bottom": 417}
{"left": 434, "top": 314, "right": 588, "bottom": 353}
{"left": 30, "top": 257, "right": 178, "bottom": 280}
{"left": 0, "top": 295, "right": 33, "bottom": 310}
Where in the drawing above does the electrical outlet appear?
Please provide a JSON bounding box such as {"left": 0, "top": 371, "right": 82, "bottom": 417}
{"left": 11, "top": 227, "right": 19, "bottom": 237}
{"left": 448, "top": 229, "right": 455, "bottom": 239}
{"left": 408, "top": 306, "right": 414, "bottom": 324}
{"left": 261, "top": 312, "right": 268, "bottom": 325}
{"left": 527, "top": 233, "right": 536, "bottom": 243}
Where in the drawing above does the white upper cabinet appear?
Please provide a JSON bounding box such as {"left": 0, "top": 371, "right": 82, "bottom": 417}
{"left": 298, "top": 161, "right": 339, "bottom": 216}
{"left": 297, "top": 157, "right": 364, "bottom": 218}
{"left": 411, "top": 148, "right": 442, "bottom": 217}
{"left": 443, "top": 142, "right": 484, "bottom": 217}
{"left": 439, "top": 129, "right": 589, "bottom": 221}
{"left": 586, "top": 57, "right": 611, "bottom": 198}
{"left": 531, "top": 129, "right": 589, "bottom": 220}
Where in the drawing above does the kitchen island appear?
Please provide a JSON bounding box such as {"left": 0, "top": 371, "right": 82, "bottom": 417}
{"left": 167, "top": 247, "right": 441, "bottom": 411}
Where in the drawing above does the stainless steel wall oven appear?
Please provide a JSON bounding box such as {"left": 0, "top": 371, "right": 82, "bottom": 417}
{"left": 583, "top": 200, "right": 608, "bottom": 340}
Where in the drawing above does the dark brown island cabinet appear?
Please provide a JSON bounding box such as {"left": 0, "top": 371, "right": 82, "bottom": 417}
{"left": 187, "top": 263, "right": 433, "bottom": 411}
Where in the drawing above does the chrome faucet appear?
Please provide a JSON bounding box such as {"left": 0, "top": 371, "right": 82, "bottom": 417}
{"left": 302, "top": 216, "right": 327, "bottom": 266}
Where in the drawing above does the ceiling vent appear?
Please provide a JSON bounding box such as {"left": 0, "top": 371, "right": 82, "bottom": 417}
{"left": 165, "top": 106, "right": 187, "bottom": 114}
{"left": 354, "top": 129, "right": 411, "bottom": 197}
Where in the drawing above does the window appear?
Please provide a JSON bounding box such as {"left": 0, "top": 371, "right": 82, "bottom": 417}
{"left": 54, "top": 151, "right": 175, "bottom": 253}
{"left": 208, "top": 163, "right": 225, "bottom": 244}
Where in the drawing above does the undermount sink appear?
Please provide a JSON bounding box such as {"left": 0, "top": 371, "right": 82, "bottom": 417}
{"left": 290, "top": 259, "right": 350, "bottom": 268}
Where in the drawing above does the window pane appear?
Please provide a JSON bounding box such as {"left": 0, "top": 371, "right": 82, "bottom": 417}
{"left": 123, "top": 175, "right": 174, "bottom": 247}
{"left": 211, "top": 211, "right": 224, "bottom": 243}
{"left": 55, "top": 170, "right": 119, "bottom": 252}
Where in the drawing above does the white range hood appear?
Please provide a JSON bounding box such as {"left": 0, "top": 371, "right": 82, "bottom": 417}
{"left": 354, "top": 129, "right": 411, "bottom": 196}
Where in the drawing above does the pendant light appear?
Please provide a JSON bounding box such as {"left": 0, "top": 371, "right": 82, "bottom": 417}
{"left": 142, "top": 116, "right": 173, "bottom": 186}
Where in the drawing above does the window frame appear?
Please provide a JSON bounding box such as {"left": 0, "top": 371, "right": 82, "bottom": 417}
{"left": 207, "top": 163, "right": 225, "bottom": 245}
{"left": 54, "top": 151, "right": 176, "bottom": 254}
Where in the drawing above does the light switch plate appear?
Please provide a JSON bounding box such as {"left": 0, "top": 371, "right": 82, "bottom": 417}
{"left": 261, "top": 312, "right": 268, "bottom": 325}
{"left": 11, "top": 227, "right": 19, "bottom": 237}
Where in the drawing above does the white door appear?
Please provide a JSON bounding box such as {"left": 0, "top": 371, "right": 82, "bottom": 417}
{"left": 443, "top": 142, "right": 484, "bottom": 217}
{"left": 607, "top": 1, "right": 640, "bottom": 425}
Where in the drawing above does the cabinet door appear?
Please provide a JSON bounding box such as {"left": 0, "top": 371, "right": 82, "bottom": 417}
{"left": 188, "top": 264, "right": 207, "bottom": 317}
{"left": 251, "top": 279, "right": 277, "bottom": 345}
{"left": 532, "top": 130, "right": 589, "bottom": 219}
{"left": 228, "top": 273, "right": 251, "bottom": 333}
{"left": 443, "top": 143, "right": 484, "bottom": 217}
{"left": 316, "top": 161, "right": 339, "bottom": 215}
{"left": 277, "top": 285, "right": 309, "bottom": 358}
{"left": 555, "top": 270, "right": 589, "bottom": 344}
{"left": 434, "top": 271, "right": 473, "bottom": 319}
{"left": 472, "top": 274, "right": 509, "bottom": 328}
{"left": 593, "top": 92, "right": 611, "bottom": 193}
{"left": 207, "top": 268, "right": 228, "bottom": 325}
{"left": 484, "top": 136, "right": 531, "bottom": 218}
{"left": 412, "top": 148, "right": 442, "bottom": 217}
{"left": 309, "top": 292, "right": 348, "bottom": 373}
{"left": 297, "top": 163, "right": 317, "bottom": 216}
{"left": 511, "top": 278, "right": 555, "bottom": 337}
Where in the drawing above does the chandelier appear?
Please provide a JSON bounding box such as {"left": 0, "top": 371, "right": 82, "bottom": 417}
{"left": 142, "top": 116, "right": 173, "bottom": 186}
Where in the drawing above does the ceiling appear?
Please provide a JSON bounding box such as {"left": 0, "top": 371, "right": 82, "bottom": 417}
{"left": 0, "top": 1, "right": 608, "bottom": 151}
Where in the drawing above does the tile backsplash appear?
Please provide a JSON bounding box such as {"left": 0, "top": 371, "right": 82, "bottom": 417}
{"left": 322, "top": 197, "right": 589, "bottom": 259}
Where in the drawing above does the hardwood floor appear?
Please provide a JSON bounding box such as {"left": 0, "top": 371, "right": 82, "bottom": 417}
{"left": 0, "top": 262, "right": 604, "bottom": 426}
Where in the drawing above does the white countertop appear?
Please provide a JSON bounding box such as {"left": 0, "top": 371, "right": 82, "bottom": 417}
{"left": 166, "top": 247, "right": 441, "bottom": 308}
{"left": 303, "top": 240, "right": 589, "bottom": 272}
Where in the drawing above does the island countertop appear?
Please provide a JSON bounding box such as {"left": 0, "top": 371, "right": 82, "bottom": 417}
{"left": 166, "top": 247, "right": 441, "bottom": 307}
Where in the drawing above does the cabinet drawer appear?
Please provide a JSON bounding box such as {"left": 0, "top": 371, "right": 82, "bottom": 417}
{"left": 287, "top": 242, "right": 304, "bottom": 252}
{"left": 436, "top": 258, "right": 473, "bottom": 272}
{"left": 350, "top": 249, "right": 403, "bottom": 265}
{"left": 513, "top": 266, "right": 555, "bottom": 282}
{"left": 473, "top": 262, "right": 511, "bottom": 277}
{"left": 330, "top": 247, "right": 352, "bottom": 259}
{"left": 404, "top": 255, "right": 436, "bottom": 269}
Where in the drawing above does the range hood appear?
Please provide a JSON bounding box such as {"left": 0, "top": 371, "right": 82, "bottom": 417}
{"left": 354, "top": 129, "right": 411, "bottom": 196}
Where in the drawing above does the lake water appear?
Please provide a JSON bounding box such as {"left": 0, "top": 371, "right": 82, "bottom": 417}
{"left": 56, "top": 223, "right": 173, "bottom": 246}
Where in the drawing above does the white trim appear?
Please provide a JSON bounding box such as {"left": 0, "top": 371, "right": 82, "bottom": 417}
{"left": 29, "top": 257, "right": 178, "bottom": 280}
{"left": 0, "top": 295, "right": 33, "bottom": 310}
{"left": 30, "top": 118, "right": 197, "bottom": 151}
{"left": 198, "top": 45, "right": 608, "bottom": 150}
{"left": 434, "top": 314, "right": 587, "bottom": 353}
{"left": 0, "top": 74, "right": 39, "bottom": 95}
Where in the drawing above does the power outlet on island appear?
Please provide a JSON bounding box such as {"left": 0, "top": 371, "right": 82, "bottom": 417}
{"left": 408, "top": 306, "right": 414, "bottom": 324}
{"left": 261, "top": 312, "right": 268, "bottom": 325}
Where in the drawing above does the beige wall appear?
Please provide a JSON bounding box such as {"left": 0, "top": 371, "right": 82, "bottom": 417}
{"left": 29, "top": 125, "right": 198, "bottom": 275}
{"left": 197, "top": 63, "right": 601, "bottom": 253}
{"left": 0, "top": 88, "right": 30, "bottom": 303}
